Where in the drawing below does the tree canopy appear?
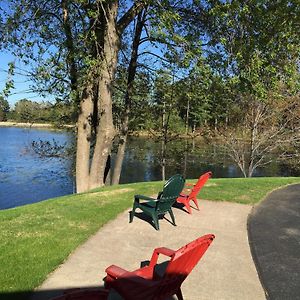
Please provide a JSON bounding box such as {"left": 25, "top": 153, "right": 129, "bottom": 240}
{"left": 1, "top": 0, "right": 299, "bottom": 181}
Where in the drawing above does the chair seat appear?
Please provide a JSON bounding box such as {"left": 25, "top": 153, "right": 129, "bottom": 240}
{"left": 139, "top": 201, "right": 156, "bottom": 212}
{"left": 177, "top": 194, "right": 188, "bottom": 201}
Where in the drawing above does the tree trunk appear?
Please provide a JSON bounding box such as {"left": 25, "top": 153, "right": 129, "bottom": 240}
{"left": 76, "top": 86, "right": 94, "bottom": 192}
{"left": 75, "top": 1, "right": 146, "bottom": 192}
{"left": 214, "top": 117, "right": 218, "bottom": 131}
{"left": 76, "top": 2, "right": 119, "bottom": 192}
{"left": 111, "top": 9, "right": 146, "bottom": 185}
{"left": 89, "top": 4, "right": 118, "bottom": 190}
{"left": 185, "top": 98, "right": 190, "bottom": 135}
{"left": 112, "top": 135, "right": 128, "bottom": 185}
{"left": 192, "top": 122, "right": 196, "bottom": 135}
{"left": 183, "top": 139, "right": 188, "bottom": 177}
{"left": 161, "top": 139, "right": 166, "bottom": 181}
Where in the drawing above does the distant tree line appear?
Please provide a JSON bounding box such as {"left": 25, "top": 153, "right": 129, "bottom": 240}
{"left": 0, "top": 98, "right": 76, "bottom": 126}
{"left": 0, "top": 96, "right": 10, "bottom": 121}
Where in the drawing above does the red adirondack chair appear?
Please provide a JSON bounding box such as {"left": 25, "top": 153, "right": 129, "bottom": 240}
{"left": 176, "top": 171, "right": 212, "bottom": 214}
{"left": 104, "top": 234, "right": 215, "bottom": 300}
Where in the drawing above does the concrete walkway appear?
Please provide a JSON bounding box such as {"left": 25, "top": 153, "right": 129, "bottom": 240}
{"left": 32, "top": 199, "right": 265, "bottom": 300}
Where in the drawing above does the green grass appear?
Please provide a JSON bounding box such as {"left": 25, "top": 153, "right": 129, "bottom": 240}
{"left": 199, "top": 177, "right": 300, "bottom": 204}
{"left": 1, "top": 177, "right": 299, "bottom": 295}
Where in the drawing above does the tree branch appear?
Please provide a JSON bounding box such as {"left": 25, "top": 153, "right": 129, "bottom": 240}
{"left": 117, "top": 1, "right": 147, "bottom": 36}
{"left": 61, "top": 0, "right": 79, "bottom": 101}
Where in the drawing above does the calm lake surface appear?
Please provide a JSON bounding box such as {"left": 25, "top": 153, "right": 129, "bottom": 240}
{"left": 0, "top": 126, "right": 298, "bottom": 210}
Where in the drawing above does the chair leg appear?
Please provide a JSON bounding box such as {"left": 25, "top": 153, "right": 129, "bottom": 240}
{"left": 176, "top": 288, "right": 184, "bottom": 300}
{"left": 192, "top": 198, "right": 200, "bottom": 210}
{"left": 168, "top": 209, "right": 176, "bottom": 226}
{"left": 185, "top": 202, "right": 192, "bottom": 214}
{"left": 129, "top": 202, "right": 138, "bottom": 223}
{"left": 152, "top": 213, "right": 160, "bottom": 230}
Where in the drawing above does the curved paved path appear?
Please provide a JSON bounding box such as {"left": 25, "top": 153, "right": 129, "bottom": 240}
{"left": 32, "top": 199, "right": 265, "bottom": 300}
{"left": 248, "top": 184, "right": 300, "bottom": 300}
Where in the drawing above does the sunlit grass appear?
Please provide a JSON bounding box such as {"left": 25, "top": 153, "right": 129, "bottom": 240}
{"left": 0, "top": 177, "right": 299, "bottom": 295}
{"left": 198, "top": 177, "right": 300, "bottom": 204}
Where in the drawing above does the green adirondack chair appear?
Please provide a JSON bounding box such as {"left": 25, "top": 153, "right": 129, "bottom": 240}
{"left": 129, "top": 174, "right": 185, "bottom": 230}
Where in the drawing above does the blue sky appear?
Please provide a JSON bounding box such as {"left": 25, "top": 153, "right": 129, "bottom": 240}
{"left": 0, "top": 1, "right": 36, "bottom": 107}
{"left": 0, "top": 51, "right": 48, "bottom": 107}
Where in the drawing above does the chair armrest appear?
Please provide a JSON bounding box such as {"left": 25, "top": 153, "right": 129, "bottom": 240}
{"left": 105, "top": 265, "right": 128, "bottom": 279}
{"left": 149, "top": 247, "right": 175, "bottom": 268}
{"left": 154, "top": 247, "right": 175, "bottom": 257}
{"left": 134, "top": 194, "right": 157, "bottom": 202}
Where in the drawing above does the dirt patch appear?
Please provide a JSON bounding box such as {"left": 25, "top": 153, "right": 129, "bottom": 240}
{"left": 237, "top": 195, "right": 252, "bottom": 201}
{"left": 186, "top": 182, "right": 217, "bottom": 187}
{"left": 90, "top": 188, "right": 134, "bottom": 197}
{"left": 14, "top": 231, "right": 49, "bottom": 238}
{"left": 205, "top": 182, "right": 218, "bottom": 187}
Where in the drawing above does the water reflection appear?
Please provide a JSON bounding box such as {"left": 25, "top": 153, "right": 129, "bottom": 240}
{"left": 116, "top": 136, "right": 242, "bottom": 183}
{"left": 119, "top": 136, "right": 300, "bottom": 181}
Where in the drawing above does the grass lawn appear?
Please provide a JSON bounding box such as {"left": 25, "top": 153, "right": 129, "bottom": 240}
{"left": 1, "top": 177, "right": 299, "bottom": 296}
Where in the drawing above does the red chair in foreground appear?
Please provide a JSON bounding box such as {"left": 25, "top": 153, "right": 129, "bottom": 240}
{"left": 104, "top": 234, "right": 215, "bottom": 300}
{"left": 176, "top": 171, "right": 212, "bottom": 214}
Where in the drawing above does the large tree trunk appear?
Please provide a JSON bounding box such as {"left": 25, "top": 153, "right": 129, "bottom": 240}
{"left": 76, "top": 86, "right": 94, "bottom": 192}
{"left": 76, "top": 2, "right": 118, "bottom": 192}
{"left": 88, "top": 2, "right": 118, "bottom": 190}
{"left": 112, "top": 134, "right": 128, "bottom": 185}
{"left": 74, "top": 1, "right": 146, "bottom": 192}
{"left": 111, "top": 9, "right": 146, "bottom": 185}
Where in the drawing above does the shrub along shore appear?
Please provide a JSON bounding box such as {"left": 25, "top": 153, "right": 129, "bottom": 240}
{"left": 1, "top": 177, "right": 300, "bottom": 296}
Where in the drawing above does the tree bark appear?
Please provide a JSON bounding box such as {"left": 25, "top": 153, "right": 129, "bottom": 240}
{"left": 161, "top": 139, "right": 166, "bottom": 181}
{"left": 88, "top": 2, "right": 118, "bottom": 190}
{"left": 185, "top": 98, "right": 190, "bottom": 135}
{"left": 76, "top": 86, "right": 94, "bottom": 192}
{"left": 112, "top": 135, "right": 128, "bottom": 185}
{"left": 61, "top": 0, "right": 79, "bottom": 102}
{"left": 74, "top": 1, "right": 146, "bottom": 192}
{"left": 111, "top": 9, "right": 147, "bottom": 185}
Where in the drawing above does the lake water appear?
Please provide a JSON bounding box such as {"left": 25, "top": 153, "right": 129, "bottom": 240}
{"left": 0, "top": 127, "right": 298, "bottom": 210}
{"left": 0, "top": 127, "right": 74, "bottom": 209}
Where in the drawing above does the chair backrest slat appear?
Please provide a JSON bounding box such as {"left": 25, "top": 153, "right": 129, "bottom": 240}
{"left": 164, "top": 234, "right": 214, "bottom": 278}
{"left": 156, "top": 174, "right": 185, "bottom": 212}
{"left": 153, "top": 234, "right": 215, "bottom": 299}
{"left": 189, "top": 171, "right": 212, "bottom": 200}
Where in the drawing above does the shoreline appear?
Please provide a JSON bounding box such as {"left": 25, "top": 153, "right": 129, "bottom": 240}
{"left": 0, "top": 121, "right": 204, "bottom": 140}
{"left": 0, "top": 121, "right": 74, "bottom": 129}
